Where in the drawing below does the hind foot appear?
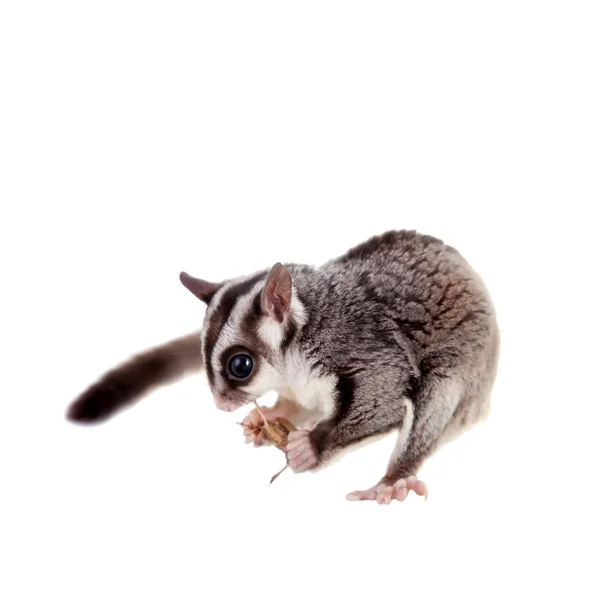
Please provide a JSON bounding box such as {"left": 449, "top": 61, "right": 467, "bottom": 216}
{"left": 346, "top": 476, "right": 428, "bottom": 504}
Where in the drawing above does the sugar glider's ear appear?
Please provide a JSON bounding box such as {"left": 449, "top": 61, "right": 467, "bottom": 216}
{"left": 179, "top": 272, "right": 222, "bottom": 304}
{"left": 261, "top": 262, "right": 292, "bottom": 323}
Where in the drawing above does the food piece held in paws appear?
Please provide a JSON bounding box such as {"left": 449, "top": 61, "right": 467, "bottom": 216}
{"left": 240, "top": 402, "right": 297, "bottom": 483}
{"left": 241, "top": 402, "right": 296, "bottom": 449}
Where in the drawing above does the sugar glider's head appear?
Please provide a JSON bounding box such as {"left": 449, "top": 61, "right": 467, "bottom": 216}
{"left": 180, "top": 263, "right": 306, "bottom": 412}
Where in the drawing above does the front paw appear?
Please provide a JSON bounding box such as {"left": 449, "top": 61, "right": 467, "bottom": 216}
{"left": 241, "top": 406, "right": 272, "bottom": 447}
{"left": 285, "top": 430, "right": 319, "bottom": 473}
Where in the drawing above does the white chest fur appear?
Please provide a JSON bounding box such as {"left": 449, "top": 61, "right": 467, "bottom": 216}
{"left": 279, "top": 350, "right": 337, "bottom": 417}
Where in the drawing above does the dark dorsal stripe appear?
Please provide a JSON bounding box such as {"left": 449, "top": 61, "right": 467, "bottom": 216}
{"left": 204, "top": 271, "right": 268, "bottom": 387}
{"left": 234, "top": 292, "right": 263, "bottom": 346}
{"left": 280, "top": 319, "right": 298, "bottom": 352}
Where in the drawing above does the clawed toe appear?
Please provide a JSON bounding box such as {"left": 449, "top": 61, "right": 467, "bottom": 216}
{"left": 345, "top": 488, "right": 377, "bottom": 502}
{"left": 392, "top": 480, "right": 408, "bottom": 502}
{"left": 376, "top": 484, "right": 393, "bottom": 505}
{"left": 405, "top": 475, "right": 428, "bottom": 500}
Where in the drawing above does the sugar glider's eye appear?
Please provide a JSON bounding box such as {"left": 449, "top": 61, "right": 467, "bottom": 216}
{"left": 228, "top": 354, "right": 254, "bottom": 379}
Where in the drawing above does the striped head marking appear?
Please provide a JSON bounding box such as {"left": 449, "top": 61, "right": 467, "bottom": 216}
{"left": 180, "top": 263, "right": 306, "bottom": 412}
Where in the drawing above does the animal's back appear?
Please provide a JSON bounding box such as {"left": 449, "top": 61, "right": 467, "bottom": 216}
{"left": 305, "top": 230, "right": 494, "bottom": 354}
{"left": 296, "top": 230, "right": 499, "bottom": 432}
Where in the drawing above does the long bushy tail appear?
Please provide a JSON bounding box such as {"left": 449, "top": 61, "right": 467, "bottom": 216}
{"left": 66, "top": 332, "right": 202, "bottom": 424}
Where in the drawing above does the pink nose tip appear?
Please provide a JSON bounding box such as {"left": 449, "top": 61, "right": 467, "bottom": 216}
{"left": 213, "top": 393, "right": 234, "bottom": 412}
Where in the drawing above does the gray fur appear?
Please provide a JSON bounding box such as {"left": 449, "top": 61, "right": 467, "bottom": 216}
{"left": 67, "top": 229, "right": 499, "bottom": 484}
{"left": 201, "top": 230, "right": 499, "bottom": 478}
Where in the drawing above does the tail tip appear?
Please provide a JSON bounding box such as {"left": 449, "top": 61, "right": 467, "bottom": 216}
{"left": 66, "top": 386, "right": 122, "bottom": 424}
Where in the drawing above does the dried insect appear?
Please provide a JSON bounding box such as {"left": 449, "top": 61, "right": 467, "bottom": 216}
{"left": 240, "top": 402, "right": 297, "bottom": 484}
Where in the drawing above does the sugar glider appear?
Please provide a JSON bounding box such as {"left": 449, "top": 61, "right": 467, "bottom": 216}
{"left": 67, "top": 230, "right": 499, "bottom": 504}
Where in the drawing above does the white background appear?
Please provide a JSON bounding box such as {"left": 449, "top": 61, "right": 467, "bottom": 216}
{"left": 1, "top": 1, "right": 599, "bottom": 598}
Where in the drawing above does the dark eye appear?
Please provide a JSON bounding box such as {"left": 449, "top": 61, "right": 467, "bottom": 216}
{"left": 228, "top": 354, "right": 254, "bottom": 379}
